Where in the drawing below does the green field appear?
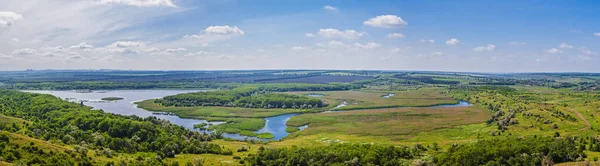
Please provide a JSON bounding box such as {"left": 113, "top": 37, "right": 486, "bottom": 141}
{"left": 286, "top": 106, "right": 490, "bottom": 141}
{"left": 284, "top": 88, "right": 458, "bottom": 110}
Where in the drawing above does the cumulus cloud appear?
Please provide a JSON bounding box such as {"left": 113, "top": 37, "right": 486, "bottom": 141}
{"left": 96, "top": 0, "right": 177, "bottom": 7}
{"left": 354, "top": 42, "right": 381, "bottom": 49}
{"left": 317, "top": 28, "right": 367, "bottom": 39}
{"left": 363, "top": 15, "right": 407, "bottom": 28}
{"left": 184, "top": 25, "right": 245, "bottom": 43}
{"left": 0, "top": 11, "right": 23, "bottom": 28}
{"left": 68, "top": 42, "right": 94, "bottom": 51}
{"left": 473, "top": 44, "right": 496, "bottom": 52}
{"left": 97, "top": 41, "right": 146, "bottom": 54}
{"left": 323, "top": 5, "right": 338, "bottom": 11}
{"left": 12, "top": 48, "right": 37, "bottom": 56}
{"left": 545, "top": 48, "right": 562, "bottom": 54}
{"left": 386, "top": 33, "right": 405, "bottom": 39}
{"left": 202, "top": 25, "right": 245, "bottom": 35}
{"left": 445, "top": 38, "right": 460, "bottom": 46}
{"left": 419, "top": 39, "right": 435, "bottom": 43}
{"left": 594, "top": 32, "right": 600, "bottom": 37}
{"left": 559, "top": 43, "right": 573, "bottom": 49}
{"left": 291, "top": 46, "right": 308, "bottom": 51}
{"left": 305, "top": 33, "right": 315, "bottom": 38}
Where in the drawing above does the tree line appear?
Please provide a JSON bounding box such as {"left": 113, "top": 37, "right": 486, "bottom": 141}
{"left": 155, "top": 84, "right": 355, "bottom": 108}
{"left": 245, "top": 136, "right": 584, "bottom": 165}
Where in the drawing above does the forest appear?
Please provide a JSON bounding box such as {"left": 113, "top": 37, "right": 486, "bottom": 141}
{"left": 246, "top": 136, "right": 583, "bottom": 165}
{"left": 0, "top": 90, "right": 231, "bottom": 164}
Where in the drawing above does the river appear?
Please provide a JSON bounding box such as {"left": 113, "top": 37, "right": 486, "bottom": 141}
{"left": 24, "top": 90, "right": 472, "bottom": 141}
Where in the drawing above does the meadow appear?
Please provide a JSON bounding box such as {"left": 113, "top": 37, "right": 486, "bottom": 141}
{"left": 284, "top": 88, "right": 458, "bottom": 110}
{"left": 286, "top": 106, "right": 490, "bottom": 142}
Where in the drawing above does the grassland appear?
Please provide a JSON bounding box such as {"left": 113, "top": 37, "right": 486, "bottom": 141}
{"left": 286, "top": 106, "right": 490, "bottom": 140}
{"left": 284, "top": 88, "right": 458, "bottom": 111}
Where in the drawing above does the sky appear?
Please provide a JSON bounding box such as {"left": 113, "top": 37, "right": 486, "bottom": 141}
{"left": 0, "top": 0, "right": 599, "bottom": 72}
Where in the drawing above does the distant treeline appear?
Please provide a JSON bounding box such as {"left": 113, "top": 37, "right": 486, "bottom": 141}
{"left": 155, "top": 84, "right": 356, "bottom": 108}
{"left": 1, "top": 81, "right": 237, "bottom": 90}
{"left": 0, "top": 90, "right": 231, "bottom": 164}
{"left": 246, "top": 136, "right": 583, "bottom": 165}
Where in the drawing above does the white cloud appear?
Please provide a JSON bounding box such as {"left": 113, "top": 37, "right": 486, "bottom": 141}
{"left": 558, "top": 43, "right": 573, "bottom": 49}
{"left": 316, "top": 40, "right": 347, "bottom": 47}
{"left": 386, "top": 33, "right": 405, "bottom": 39}
{"left": 419, "top": 39, "right": 435, "bottom": 43}
{"left": 545, "top": 48, "right": 562, "bottom": 54}
{"left": 473, "top": 44, "right": 496, "bottom": 52}
{"left": 145, "top": 47, "right": 161, "bottom": 52}
{"left": 183, "top": 51, "right": 213, "bottom": 57}
{"left": 509, "top": 42, "right": 526, "bottom": 45}
{"left": 354, "top": 42, "right": 381, "bottom": 49}
{"left": 96, "top": 0, "right": 177, "bottom": 7}
{"left": 594, "top": 32, "right": 600, "bottom": 37}
{"left": 445, "top": 38, "right": 460, "bottom": 46}
{"left": 0, "top": 11, "right": 23, "bottom": 28}
{"left": 323, "top": 5, "right": 338, "bottom": 11}
{"left": 291, "top": 46, "right": 308, "bottom": 51}
{"left": 164, "top": 48, "right": 187, "bottom": 53}
{"left": 97, "top": 41, "right": 146, "bottom": 54}
{"left": 432, "top": 51, "right": 444, "bottom": 56}
{"left": 363, "top": 15, "right": 407, "bottom": 28}
{"left": 317, "top": 28, "right": 366, "bottom": 39}
{"left": 579, "top": 47, "right": 596, "bottom": 55}
{"left": 184, "top": 25, "right": 245, "bottom": 43}
{"left": 12, "top": 48, "right": 37, "bottom": 56}
{"left": 151, "top": 48, "right": 187, "bottom": 56}
{"left": 305, "top": 33, "right": 315, "bottom": 38}
{"left": 68, "top": 42, "right": 94, "bottom": 50}
{"left": 202, "top": 25, "right": 245, "bottom": 35}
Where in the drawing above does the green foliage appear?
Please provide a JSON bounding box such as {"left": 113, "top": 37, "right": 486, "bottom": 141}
{"left": 208, "top": 118, "right": 265, "bottom": 135}
{"left": 0, "top": 131, "right": 77, "bottom": 165}
{"left": 155, "top": 85, "right": 339, "bottom": 108}
{"left": 255, "top": 133, "right": 274, "bottom": 139}
{"left": 100, "top": 97, "right": 124, "bottom": 101}
{"left": 435, "top": 137, "right": 584, "bottom": 165}
{"left": 0, "top": 90, "right": 231, "bottom": 159}
{"left": 244, "top": 143, "right": 423, "bottom": 165}
{"left": 285, "top": 127, "right": 299, "bottom": 133}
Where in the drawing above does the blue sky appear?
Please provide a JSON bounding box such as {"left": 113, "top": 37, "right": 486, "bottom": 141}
{"left": 0, "top": 0, "right": 599, "bottom": 72}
